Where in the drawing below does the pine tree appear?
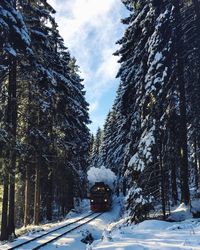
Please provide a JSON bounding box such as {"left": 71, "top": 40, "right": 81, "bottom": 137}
{"left": 173, "top": 0, "right": 190, "bottom": 204}
{"left": 1, "top": 0, "right": 90, "bottom": 234}
{"left": 101, "top": 0, "right": 200, "bottom": 221}
{"left": 90, "top": 127, "right": 103, "bottom": 168}
{"left": 0, "top": 0, "right": 30, "bottom": 239}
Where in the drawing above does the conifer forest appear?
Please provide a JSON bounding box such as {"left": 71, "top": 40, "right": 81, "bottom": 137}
{"left": 1, "top": 0, "right": 200, "bottom": 248}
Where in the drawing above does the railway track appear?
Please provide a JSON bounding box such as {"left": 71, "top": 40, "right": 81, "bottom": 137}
{"left": 6, "top": 212, "right": 103, "bottom": 250}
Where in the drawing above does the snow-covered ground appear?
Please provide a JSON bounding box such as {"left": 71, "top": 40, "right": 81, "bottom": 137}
{"left": 0, "top": 197, "right": 122, "bottom": 250}
{"left": 91, "top": 205, "right": 200, "bottom": 250}
{"left": 91, "top": 218, "right": 200, "bottom": 250}
{"left": 2, "top": 197, "right": 200, "bottom": 250}
{"left": 41, "top": 197, "right": 122, "bottom": 250}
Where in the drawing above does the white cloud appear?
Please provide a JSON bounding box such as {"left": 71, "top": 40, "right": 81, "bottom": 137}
{"left": 96, "top": 49, "right": 119, "bottom": 81}
{"left": 89, "top": 114, "right": 107, "bottom": 133}
{"left": 48, "top": 0, "right": 127, "bottom": 132}
{"left": 89, "top": 101, "right": 99, "bottom": 113}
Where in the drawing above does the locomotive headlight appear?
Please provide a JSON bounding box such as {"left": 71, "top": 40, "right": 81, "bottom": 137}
{"left": 104, "top": 199, "right": 107, "bottom": 202}
{"left": 91, "top": 199, "right": 94, "bottom": 203}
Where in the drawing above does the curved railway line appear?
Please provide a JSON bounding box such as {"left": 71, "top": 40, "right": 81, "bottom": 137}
{"left": 5, "top": 212, "right": 103, "bottom": 250}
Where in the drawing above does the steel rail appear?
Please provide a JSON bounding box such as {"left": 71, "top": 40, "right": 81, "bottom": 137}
{"left": 7, "top": 212, "right": 97, "bottom": 250}
{"left": 32, "top": 212, "right": 103, "bottom": 249}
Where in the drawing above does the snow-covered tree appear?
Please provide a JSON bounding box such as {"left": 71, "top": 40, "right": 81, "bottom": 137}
{"left": 0, "top": 0, "right": 31, "bottom": 240}
{"left": 89, "top": 127, "right": 103, "bottom": 168}
{"left": 0, "top": 0, "right": 90, "bottom": 238}
{"left": 100, "top": 0, "right": 200, "bottom": 221}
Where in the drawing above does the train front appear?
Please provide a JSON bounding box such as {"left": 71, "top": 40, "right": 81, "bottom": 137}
{"left": 89, "top": 182, "right": 112, "bottom": 212}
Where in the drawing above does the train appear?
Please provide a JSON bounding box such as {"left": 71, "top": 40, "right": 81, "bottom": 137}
{"left": 89, "top": 182, "right": 112, "bottom": 212}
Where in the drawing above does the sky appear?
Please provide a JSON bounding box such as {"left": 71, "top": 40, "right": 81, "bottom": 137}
{"left": 48, "top": 0, "right": 128, "bottom": 134}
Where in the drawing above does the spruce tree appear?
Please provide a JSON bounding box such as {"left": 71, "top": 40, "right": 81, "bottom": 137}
{"left": 0, "top": 0, "right": 30, "bottom": 239}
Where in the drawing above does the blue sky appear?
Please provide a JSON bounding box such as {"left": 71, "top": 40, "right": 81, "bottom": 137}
{"left": 48, "top": 0, "right": 128, "bottom": 134}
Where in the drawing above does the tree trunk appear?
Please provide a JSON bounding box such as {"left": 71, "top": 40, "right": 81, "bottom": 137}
{"left": 1, "top": 55, "right": 17, "bottom": 240}
{"left": 24, "top": 166, "right": 31, "bottom": 226}
{"left": 24, "top": 78, "right": 33, "bottom": 227}
{"left": 61, "top": 177, "right": 66, "bottom": 216}
{"left": 194, "top": 137, "right": 199, "bottom": 189}
{"left": 170, "top": 111, "right": 178, "bottom": 205}
{"left": 0, "top": 173, "right": 9, "bottom": 241}
{"left": 178, "top": 65, "right": 190, "bottom": 205}
{"left": 7, "top": 58, "right": 17, "bottom": 238}
{"left": 192, "top": 0, "right": 200, "bottom": 191}
{"left": 197, "top": 139, "right": 200, "bottom": 187}
{"left": 193, "top": 0, "right": 200, "bottom": 189}
{"left": 33, "top": 165, "right": 40, "bottom": 225}
{"left": 67, "top": 175, "right": 74, "bottom": 211}
{"left": 46, "top": 170, "right": 53, "bottom": 221}
{"left": 173, "top": 0, "right": 190, "bottom": 205}
{"left": 159, "top": 146, "right": 166, "bottom": 220}
{"left": 171, "top": 161, "right": 178, "bottom": 205}
{"left": 7, "top": 167, "right": 16, "bottom": 238}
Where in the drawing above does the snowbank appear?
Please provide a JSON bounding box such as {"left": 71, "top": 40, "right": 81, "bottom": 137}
{"left": 1, "top": 196, "right": 123, "bottom": 250}
{"left": 91, "top": 217, "right": 200, "bottom": 250}
{"left": 167, "top": 203, "right": 193, "bottom": 222}
{"left": 135, "top": 219, "right": 171, "bottom": 230}
{"left": 87, "top": 166, "right": 116, "bottom": 188}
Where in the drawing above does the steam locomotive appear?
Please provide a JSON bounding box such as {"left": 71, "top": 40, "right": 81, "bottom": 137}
{"left": 89, "top": 182, "right": 112, "bottom": 212}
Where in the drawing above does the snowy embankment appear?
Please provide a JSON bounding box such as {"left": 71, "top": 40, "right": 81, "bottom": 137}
{"left": 91, "top": 204, "right": 200, "bottom": 250}
{"left": 2, "top": 198, "right": 200, "bottom": 250}
{"left": 91, "top": 218, "right": 200, "bottom": 250}
{"left": 43, "top": 196, "right": 122, "bottom": 250}
{"left": 0, "top": 197, "right": 122, "bottom": 250}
